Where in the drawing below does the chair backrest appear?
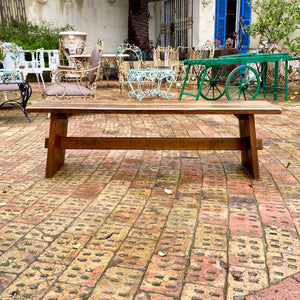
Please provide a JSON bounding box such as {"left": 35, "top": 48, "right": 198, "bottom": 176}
{"left": 0, "top": 42, "right": 20, "bottom": 70}
{"left": 196, "top": 40, "right": 215, "bottom": 59}
{"left": 174, "top": 46, "right": 194, "bottom": 61}
{"left": 116, "top": 43, "right": 143, "bottom": 87}
{"left": 116, "top": 43, "right": 143, "bottom": 69}
{"left": 88, "top": 38, "right": 103, "bottom": 84}
{"left": 153, "top": 46, "right": 175, "bottom": 69}
{"left": 0, "top": 42, "right": 24, "bottom": 80}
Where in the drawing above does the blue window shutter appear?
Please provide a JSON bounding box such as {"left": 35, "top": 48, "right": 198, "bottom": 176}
{"left": 239, "top": 0, "right": 252, "bottom": 53}
{"left": 215, "top": 0, "right": 227, "bottom": 47}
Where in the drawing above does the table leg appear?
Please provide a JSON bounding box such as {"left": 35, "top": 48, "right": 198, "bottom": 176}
{"left": 237, "top": 114, "right": 260, "bottom": 179}
{"left": 46, "top": 113, "right": 68, "bottom": 178}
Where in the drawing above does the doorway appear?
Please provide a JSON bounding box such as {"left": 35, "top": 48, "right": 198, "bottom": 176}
{"left": 215, "top": 0, "right": 252, "bottom": 52}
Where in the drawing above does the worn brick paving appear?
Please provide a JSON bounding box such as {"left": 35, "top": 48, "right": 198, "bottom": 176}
{"left": 0, "top": 83, "right": 299, "bottom": 299}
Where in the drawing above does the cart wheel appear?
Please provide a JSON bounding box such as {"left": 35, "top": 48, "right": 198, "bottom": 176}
{"left": 226, "top": 65, "right": 260, "bottom": 100}
{"left": 198, "top": 66, "right": 228, "bottom": 100}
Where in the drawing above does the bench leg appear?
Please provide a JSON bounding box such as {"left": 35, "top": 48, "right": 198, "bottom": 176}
{"left": 46, "top": 113, "right": 68, "bottom": 178}
{"left": 238, "top": 114, "right": 260, "bottom": 179}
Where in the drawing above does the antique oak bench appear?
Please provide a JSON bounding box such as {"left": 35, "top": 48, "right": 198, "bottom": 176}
{"left": 26, "top": 101, "right": 282, "bottom": 179}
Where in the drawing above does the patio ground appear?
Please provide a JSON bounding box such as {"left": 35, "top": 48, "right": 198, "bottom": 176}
{"left": 0, "top": 81, "right": 299, "bottom": 299}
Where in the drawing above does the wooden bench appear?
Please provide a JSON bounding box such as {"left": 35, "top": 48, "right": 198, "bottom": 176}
{"left": 26, "top": 101, "right": 282, "bottom": 179}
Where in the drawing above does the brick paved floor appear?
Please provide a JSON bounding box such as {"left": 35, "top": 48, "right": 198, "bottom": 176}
{"left": 0, "top": 82, "right": 299, "bottom": 299}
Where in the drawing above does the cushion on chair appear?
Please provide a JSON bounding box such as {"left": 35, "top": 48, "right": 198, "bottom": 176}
{"left": 42, "top": 84, "right": 94, "bottom": 97}
{"left": 0, "top": 84, "right": 20, "bottom": 91}
{"left": 88, "top": 45, "right": 100, "bottom": 84}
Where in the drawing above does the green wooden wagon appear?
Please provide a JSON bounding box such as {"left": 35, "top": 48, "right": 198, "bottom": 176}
{"left": 179, "top": 52, "right": 296, "bottom": 101}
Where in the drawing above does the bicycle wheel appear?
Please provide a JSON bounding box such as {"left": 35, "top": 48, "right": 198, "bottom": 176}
{"left": 226, "top": 65, "right": 260, "bottom": 100}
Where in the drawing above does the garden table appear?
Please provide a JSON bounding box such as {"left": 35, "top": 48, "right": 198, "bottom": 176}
{"left": 127, "top": 68, "right": 175, "bottom": 101}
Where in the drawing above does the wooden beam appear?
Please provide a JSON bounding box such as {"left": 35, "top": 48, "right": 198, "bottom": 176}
{"left": 45, "top": 137, "right": 263, "bottom": 151}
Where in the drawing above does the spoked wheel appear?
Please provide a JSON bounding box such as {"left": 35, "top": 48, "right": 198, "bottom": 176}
{"left": 226, "top": 65, "right": 260, "bottom": 100}
{"left": 198, "top": 66, "right": 228, "bottom": 100}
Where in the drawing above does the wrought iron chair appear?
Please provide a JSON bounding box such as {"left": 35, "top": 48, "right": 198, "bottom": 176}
{"left": 185, "top": 40, "right": 215, "bottom": 87}
{"left": 115, "top": 43, "right": 145, "bottom": 92}
{"left": 42, "top": 38, "right": 103, "bottom": 99}
{"left": 172, "top": 46, "right": 195, "bottom": 87}
{"left": 153, "top": 46, "right": 175, "bottom": 69}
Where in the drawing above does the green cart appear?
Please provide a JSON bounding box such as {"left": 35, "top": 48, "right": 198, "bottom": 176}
{"left": 179, "top": 52, "right": 296, "bottom": 101}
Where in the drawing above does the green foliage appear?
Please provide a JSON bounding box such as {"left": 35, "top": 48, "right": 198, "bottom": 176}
{"left": 283, "top": 37, "right": 300, "bottom": 55}
{"left": 248, "top": 0, "right": 300, "bottom": 52}
{"left": 0, "top": 20, "right": 74, "bottom": 50}
{"left": 0, "top": 47, "right": 6, "bottom": 62}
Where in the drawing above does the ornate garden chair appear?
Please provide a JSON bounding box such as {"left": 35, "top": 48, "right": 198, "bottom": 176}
{"left": 115, "top": 43, "right": 145, "bottom": 92}
{"left": 42, "top": 38, "right": 103, "bottom": 99}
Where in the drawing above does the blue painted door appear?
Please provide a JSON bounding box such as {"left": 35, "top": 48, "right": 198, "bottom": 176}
{"left": 215, "top": 0, "right": 252, "bottom": 52}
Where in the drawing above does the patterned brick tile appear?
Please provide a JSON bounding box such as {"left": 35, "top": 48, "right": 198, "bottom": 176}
{"left": 0, "top": 262, "right": 65, "bottom": 299}
{"left": 114, "top": 237, "right": 156, "bottom": 269}
{"left": 259, "top": 203, "right": 294, "bottom": 227}
{"left": 227, "top": 180, "right": 254, "bottom": 196}
{"left": 0, "top": 239, "right": 48, "bottom": 274}
{"left": 142, "top": 206, "right": 170, "bottom": 217}
{"left": 41, "top": 282, "right": 92, "bottom": 299}
{"left": 267, "top": 252, "right": 300, "bottom": 284}
{"left": 0, "top": 222, "right": 34, "bottom": 251}
{"left": 194, "top": 224, "right": 228, "bottom": 251}
{"left": 8, "top": 194, "right": 40, "bottom": 209}
{"left": 285, "top": 198, "right": 300, "bottom": 217}
{"left": 37, "top": 233, "right": 90, "bottom": 265}
{"left": 202, "top": 163, "right": 226, "bottom": 188}
{"left": 140, "top": 255, "right": 187, "bottom": 297}
{"left": 254, "top": 189, "right": 284, "bottom": 204}
{"left": 227, "top": 266, "right": 268, "bottom": 299}
{"left": 86, "top": 222, "right": 131, "bottom": 251}
{"left": 229, "top": 212, "right": 263, "bottom": 237}
{"left": 177, "top": 183, "right": 202, "bottom": 195}
{"left": 181, "top": 282, "right": 224, "bottom": 299}
{"left": 85, "top": 199, "right": 119, "bottom": 214}
{"left": 14, "top": 205, "right": 53, "bottom": 225}
{"left": 229, "top": 236, "right": 266, "bottom": 269}
{"left": 134, "top": 291, "right": 174, "bottom": 299}
{"left": 146, "top": 196, "right": 174, "bottom": 208}
{"left": 65, "top": 211, "right": 108, "bottom": 235}
{"left": 100, "top": 180, "right": 131, "bottom": 196}
{"left": 201, "top": 187, "right": 228, "bottom": 205}
{"left": 58, "top": 249, "right": 114, "bottom": 287}
{"left": 120, "top": 188, "right": 152, "bottom": 206}
{"left": 0, "top": 206, "right": 24, "bottom": 228}
{"left": 165, "top": 211, "right": 196, "bottom": 230}
{"left": 264, "top": 225, "right": 300, "bottom": 254}
{"left": 0, "top": 273, "right": 17, "bottom": 294}
{"left": 151, "top": 182, "right": 177, "bottom": 198}
{"left": 52, "top": 197, "right": 91, "bottom": 218}
{"left": 198, "top": 202, "right": 228, "bottom": 225}
{"left": 107, "top": 203, "right": 143, "bottom": 225}
{"left": 173, "top": 195, "right": 200, "bottom": 208}
{"left": 89, "top": 266, "right": 143, "bottom": 299}
{"left": 129, "top": 213, "right": 167, "bottom": 239}
{"left": 229, "top": 195, "right": 257, "bottom": 213}
{"left": 156, "top": 169, "right": 180, "bottom": 184}
{"left": 71, "top": 181, "right": 105, "bottom": 198}
{"left": 155, "top": 228, "right": 193, "bottom": 257}
{"left": 185, "top": 249, "right": 227, "bottom": 287}
{"left": 36, "top": 215, "right": 74, "bottom": 237}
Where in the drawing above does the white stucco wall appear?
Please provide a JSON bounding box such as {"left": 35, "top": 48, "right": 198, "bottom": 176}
{"left": 193, "top": 0, "right": 215, "bottom": 48}
{"left": 25, "top": 0, "right": 128, "bottom": 53}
